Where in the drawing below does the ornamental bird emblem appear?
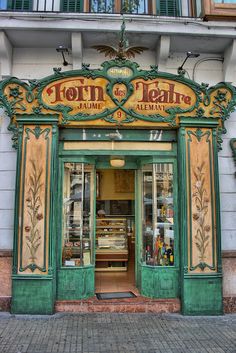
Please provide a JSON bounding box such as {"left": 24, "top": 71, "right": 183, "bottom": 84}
{"left": 92, "top": 20, "right": 147, "bottom": 59}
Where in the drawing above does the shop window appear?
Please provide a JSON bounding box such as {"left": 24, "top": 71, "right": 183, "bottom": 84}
{"left": 142, "top": 163, "right": 174, "bottom": 266}
{"left": 7, "top": 0, "right": 32, "bottom": 10}
{"left": 62, "top": 163, "right": 94, "bottom": 267}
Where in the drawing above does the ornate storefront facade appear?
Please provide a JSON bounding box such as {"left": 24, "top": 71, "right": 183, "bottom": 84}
{"left": 0, "top": 54, "right": 235, "bottom": 314}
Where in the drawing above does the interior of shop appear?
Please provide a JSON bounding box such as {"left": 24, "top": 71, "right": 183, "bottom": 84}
{"left": 95, "top": 169, "right": 136, "bottom": 294}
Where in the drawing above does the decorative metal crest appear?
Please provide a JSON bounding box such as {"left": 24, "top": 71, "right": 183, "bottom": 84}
{"left": 92, "top": 19, "right": 147, "bottom": 60}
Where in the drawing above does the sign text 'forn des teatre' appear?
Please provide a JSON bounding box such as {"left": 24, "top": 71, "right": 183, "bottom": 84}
{"left": 42, "top": 76, "right": 197, "bottom": 117}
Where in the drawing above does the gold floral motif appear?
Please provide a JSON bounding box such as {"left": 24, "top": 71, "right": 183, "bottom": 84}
{"left": 25, "top": 160, "right": 43, "bottom": 263}
{"left": 192, "top": 161, "right": 210, "bottom": 266}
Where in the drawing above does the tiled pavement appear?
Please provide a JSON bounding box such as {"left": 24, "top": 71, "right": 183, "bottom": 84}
{"left": 0, "top": 312, "right": 235, "bottom": 353}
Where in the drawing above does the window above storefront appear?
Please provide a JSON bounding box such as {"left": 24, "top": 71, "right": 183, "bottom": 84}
{"left": 203, "top": 0, "right": 236, "bottom": 20}
{"left": 2, "top": 0, "right": 236, "bottom": 19}
{"left": 0, "top": 0, "right": 197, "bottom": 17}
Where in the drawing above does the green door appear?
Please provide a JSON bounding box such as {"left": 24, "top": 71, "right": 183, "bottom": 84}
{"left": 138, "top": 159, "right": 180, "bottom": 298}
{"left": 57, "top": 159, "right": 96, "bottom": 300}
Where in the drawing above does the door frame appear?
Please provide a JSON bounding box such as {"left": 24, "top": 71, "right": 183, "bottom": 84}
{"left": 57, "top": 134, "right": 177, "bottom": 299}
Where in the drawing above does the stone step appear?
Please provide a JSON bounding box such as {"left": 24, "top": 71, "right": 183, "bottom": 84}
{"left": 55, "top": 297, "right": 181, "bottom": 313}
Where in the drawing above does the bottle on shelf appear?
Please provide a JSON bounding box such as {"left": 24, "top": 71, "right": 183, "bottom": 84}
{"left": 146, "top": 245, "right": 151, "bottom": 263}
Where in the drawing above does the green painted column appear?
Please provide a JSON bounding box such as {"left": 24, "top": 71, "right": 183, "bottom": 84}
{"left": 179, "top": 119, "right": 223, "bottom": 315}
{"left": 11, "top": 116, "right": 59, "bottom": 314}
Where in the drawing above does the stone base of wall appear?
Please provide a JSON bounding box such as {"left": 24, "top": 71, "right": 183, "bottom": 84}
{"left": 223, "top": 297, "right": 236, "bottom": 313}
{"left": 0, "top": 297, "right": 11, "bottom": 311}
{"left": 222, "top": 250, "right": 236, "bottom": 313}
{"left": 1, "top": 250, "right": 236, "bottom": 313}
{"left": 2, "top": 295, "right": 236, "bottom": 314}
{"left": 0, "top": 250, "right": 12, "bottom": 312}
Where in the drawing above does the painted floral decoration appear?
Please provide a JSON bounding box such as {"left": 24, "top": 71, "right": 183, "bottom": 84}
{"left": 192, "top": 161, "right": 211, "bottom": 270}
{"left": 25, "top": 160, "right": 43, "bottom": 264}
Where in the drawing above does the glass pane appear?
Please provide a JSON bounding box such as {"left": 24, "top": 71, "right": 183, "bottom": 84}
{"left": 62, "top": 163, "right": 94, "bottom": 267}
{"left": 121, "top": 0, "right": 148, "bottom": 14}
{"left": 142, "top": 163, "right": 174, "bottom": 266}
{"left": 0, "top": 0, "right": 7, "bottom": 9}
{"left": 90, "top": 0, "right": 114, "bottom": 12}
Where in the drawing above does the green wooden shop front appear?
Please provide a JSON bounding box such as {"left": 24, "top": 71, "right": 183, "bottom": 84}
{"left": 0, "top": 58, "right": 235, "bottom": 315}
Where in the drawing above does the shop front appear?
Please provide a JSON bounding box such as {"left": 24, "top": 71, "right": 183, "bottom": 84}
{"left": 58, "top": 129, "right": 178, "bottom": 302}
{"left": 0, "top": 58, "right": 235, "bottom": 315}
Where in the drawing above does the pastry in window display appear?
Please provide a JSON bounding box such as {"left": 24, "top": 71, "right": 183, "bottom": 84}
{"left": 65, "top": 241, "right": 73, "bottom": 247}
{"left": 62, "top": 247, "right": 73, "bottom": 262}
{"left": 97, "top": 209, "right": 109, "bottom": 226}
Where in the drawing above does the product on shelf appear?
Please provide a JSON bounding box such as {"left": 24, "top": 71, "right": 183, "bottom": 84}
{"left": 96, "top": 218, "right": 128, "bottom": 271}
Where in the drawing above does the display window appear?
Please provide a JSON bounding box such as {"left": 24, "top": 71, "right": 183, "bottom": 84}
{"left": 142, "top": 163, "right": 175, "bottom": 266}
{"left": 62, "top": 162, "right": 94, "bottom": 267}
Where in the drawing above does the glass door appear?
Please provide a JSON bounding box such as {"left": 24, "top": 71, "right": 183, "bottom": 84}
{"left": 57, "top": 161, "right": 95, "bottom": 300}
{"left": 139, "top": 161, "right": 179, "bottom": 298}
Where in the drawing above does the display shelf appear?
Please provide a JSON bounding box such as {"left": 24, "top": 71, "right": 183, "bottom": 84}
{"left": 95, "top": 217, "right": 128, "bottom": 271}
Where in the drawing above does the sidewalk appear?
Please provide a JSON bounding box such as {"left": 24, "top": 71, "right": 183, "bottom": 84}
{"left": 0, "top": 312, "right": 235, "bottom": 353}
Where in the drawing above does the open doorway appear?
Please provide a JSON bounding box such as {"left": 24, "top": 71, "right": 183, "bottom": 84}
{"left": 95, "top": 169, "right": 137, "bottom": 294}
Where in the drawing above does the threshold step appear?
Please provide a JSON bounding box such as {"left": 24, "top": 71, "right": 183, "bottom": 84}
{"left": 55, "top": 297, "right": 180, "bottom": 313}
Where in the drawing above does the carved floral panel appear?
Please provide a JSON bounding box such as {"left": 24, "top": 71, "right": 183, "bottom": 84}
{"left": 186, "top": 128, "right": 217, "bottom": 273}
{"left": 18, "top": 125, "right": 51, "bottom": 274}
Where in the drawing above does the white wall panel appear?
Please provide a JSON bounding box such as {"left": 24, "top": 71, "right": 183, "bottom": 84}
{"left": 0, "top": 133, "right": 14, "bottom": 152}
{"left": 0, "top": 152, "right": 16, "bottom": 171}
{"left": 0, "top": 190, "right": 14, "bottom": 210}
{"left": 221, "top": 230, "right": 236, "bottom": 250}
{"left": 12, "top": 64, "right": 69, "bottom": 80}
{"left": 0, "top": 210, "right": 14, "bottom": 228}
{"left": 219, "top": 175, "right": 236, "bottom": 192}
{"left": 13, "top": 48, "right": 62, "bottom": 64}
{"left": 221, "top": 212, "right": 236, "bottom": 230}
{"left": 220, "top": 193, "right": 236, "bottom": 212}
{"left": 0, "top": 171, "right": 16, "bottom": 190}
{"left": 219, "top": 156, "right": 235, "bottom": 175}
{"left": 0, "top": 229, "right": 13, "bottom": 249}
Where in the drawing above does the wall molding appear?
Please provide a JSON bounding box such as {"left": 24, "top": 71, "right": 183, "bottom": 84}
{"left": 0, "top": 250, "right": 13, "bottom": 257}
{"left": 222, "top": 250, "right": 236, "bottom": 258}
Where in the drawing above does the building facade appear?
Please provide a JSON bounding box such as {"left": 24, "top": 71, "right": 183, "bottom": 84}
{"left": 0, "top": 0, "right": 236, "bottom": 315}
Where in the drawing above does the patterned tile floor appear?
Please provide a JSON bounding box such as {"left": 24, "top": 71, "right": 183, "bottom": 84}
{"left": 95, "top": 253, "right": 137, "bottom": 294}
{"left": 0, "top": 312, "right": 235, "bottom": 353}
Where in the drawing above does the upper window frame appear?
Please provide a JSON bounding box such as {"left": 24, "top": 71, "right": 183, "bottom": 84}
{"left": 203, "top": 0, "right": 236, "bottom": 20}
